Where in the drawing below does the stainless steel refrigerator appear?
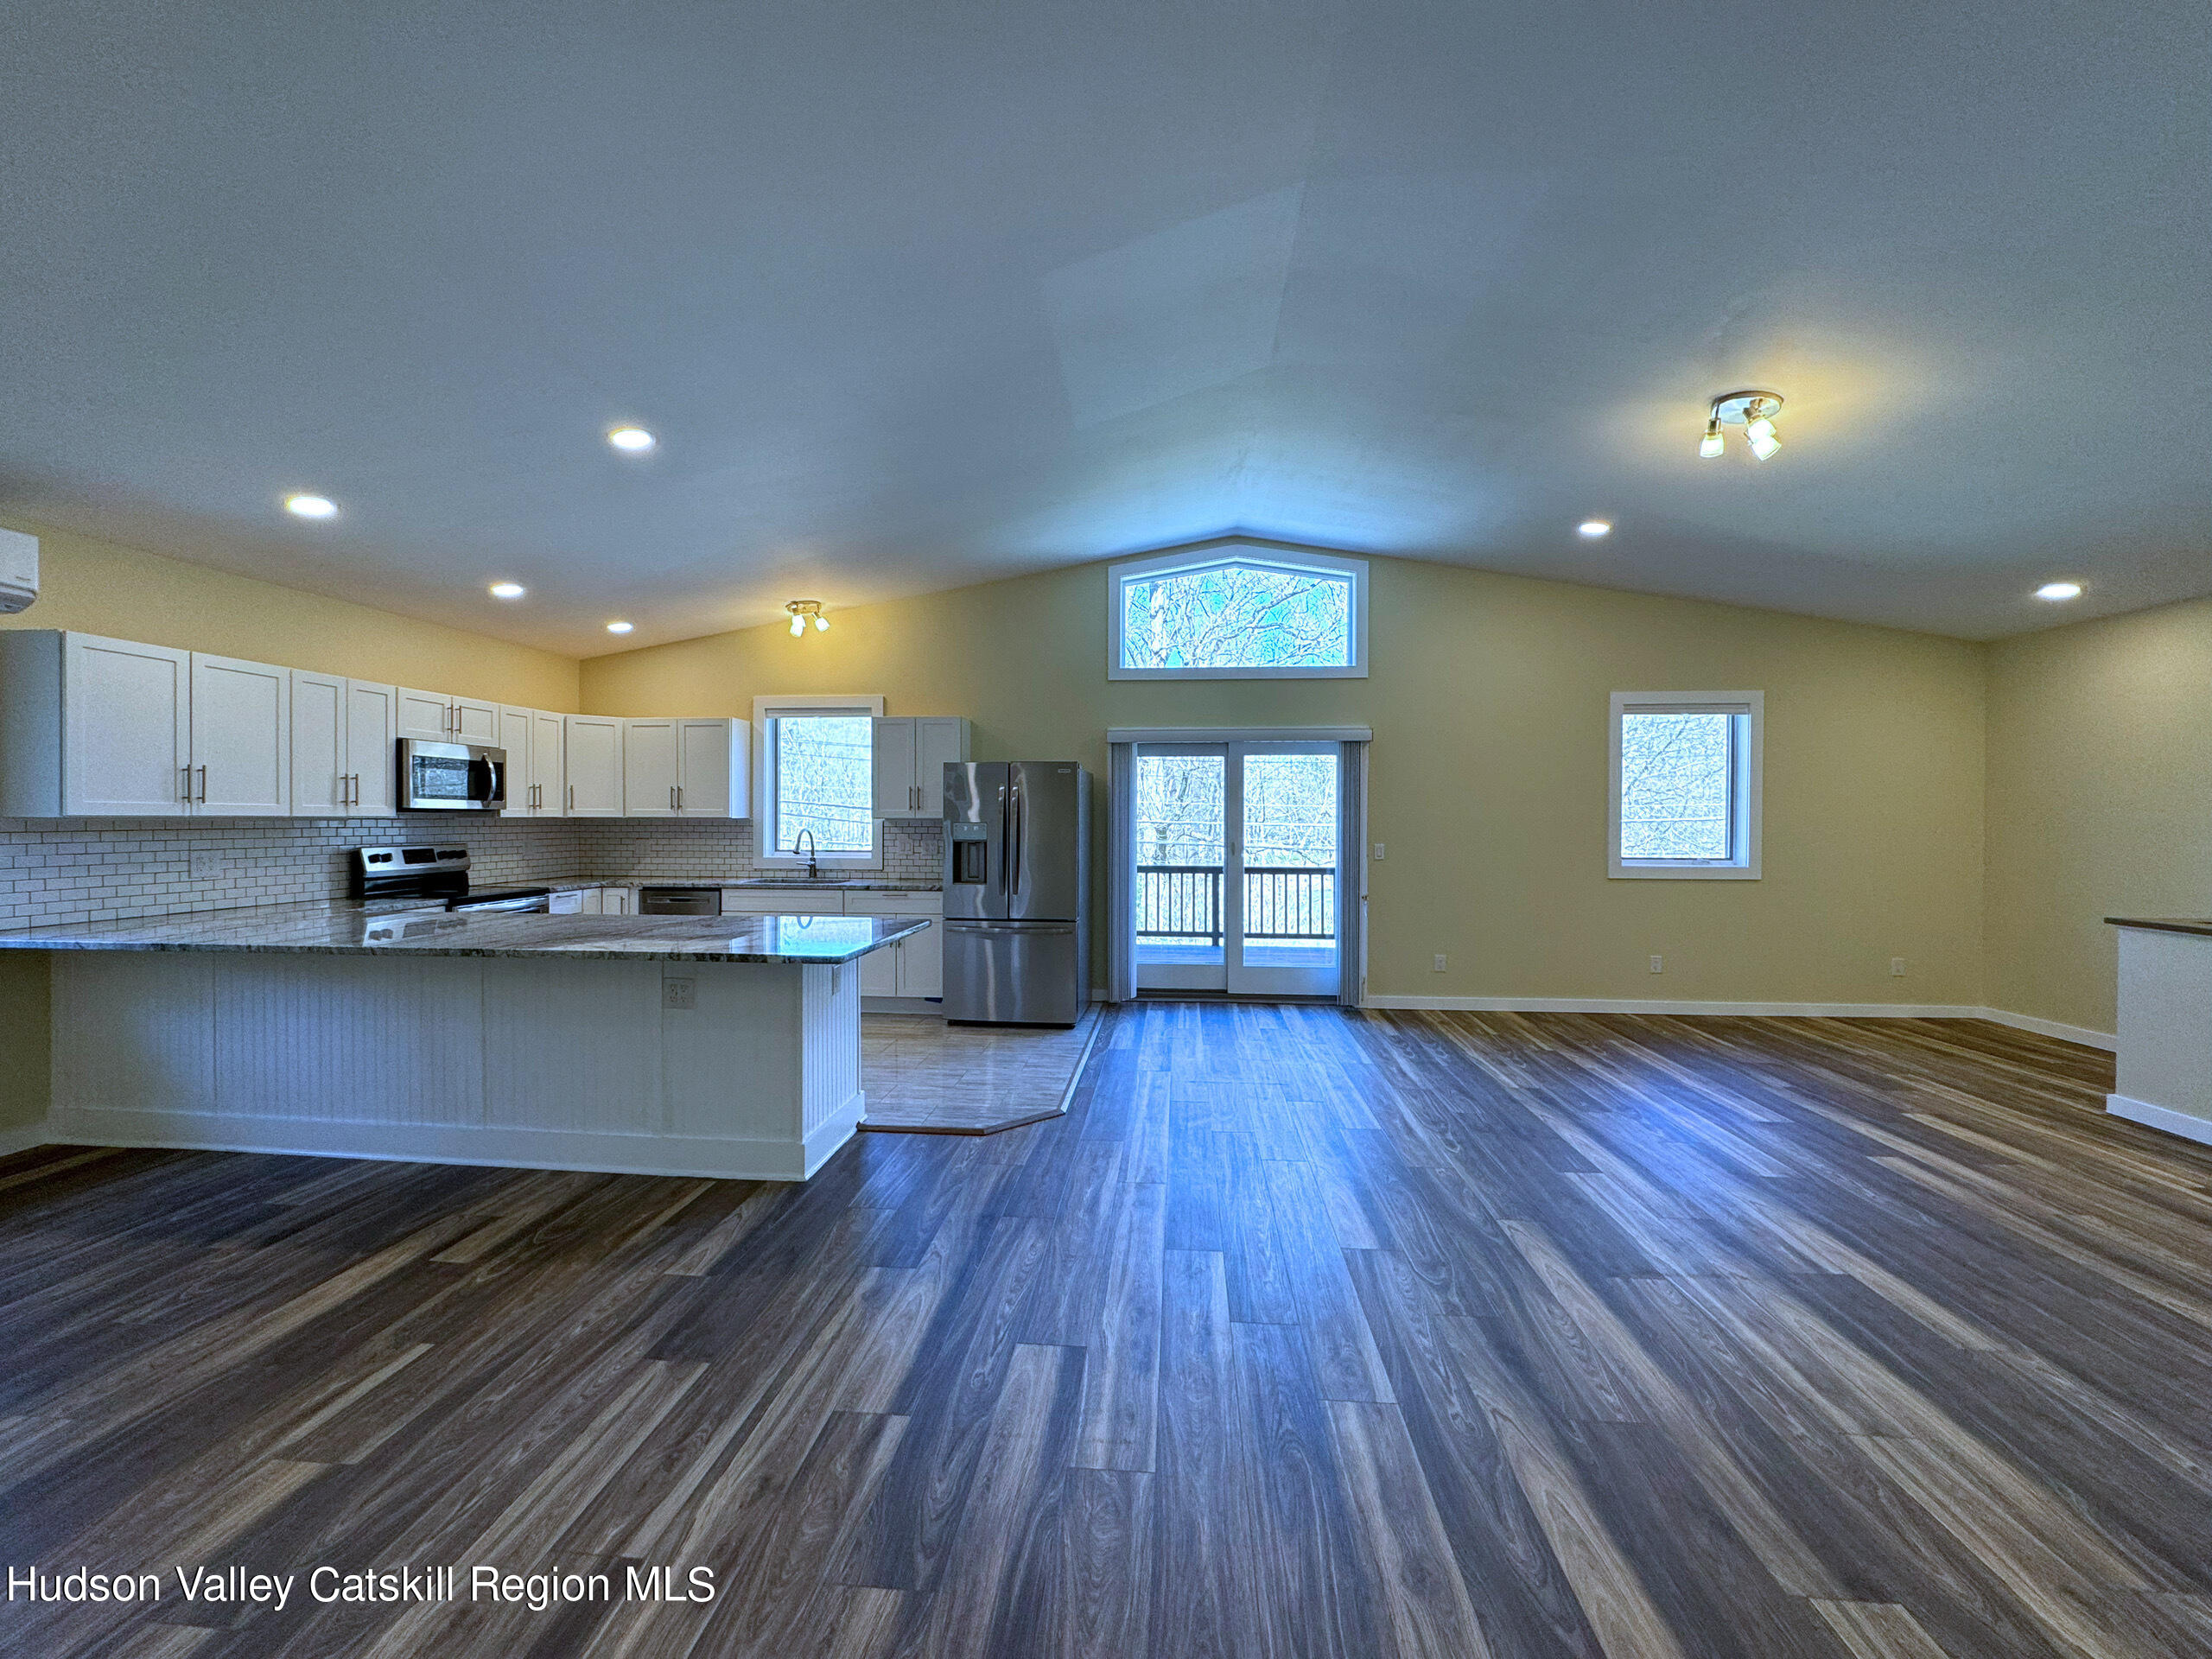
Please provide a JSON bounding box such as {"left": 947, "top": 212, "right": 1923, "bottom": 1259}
{"left": 942, "top": 761, "right": 1090, "bottom": 1025}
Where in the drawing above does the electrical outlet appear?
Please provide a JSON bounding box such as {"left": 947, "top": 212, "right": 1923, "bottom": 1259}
{"left": 1433, "top": 953, "right": 1447, "bottom": 972}
{"left": 188, "top": 850, "right": 225, "bottom": 880}
{"left": 1891, "top": 957, "right": 1907, "bottom": 977}
{"left": 1373, "top": 842, "right": 1386, "bottom": 861}
{"left": 663, "top": 977, "right": 696, "bottom": 1011}
{"left": 1649, "top": 954, "right": 1664, "bottom": 974}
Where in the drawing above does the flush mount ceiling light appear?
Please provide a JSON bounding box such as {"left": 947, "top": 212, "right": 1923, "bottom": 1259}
{"left": 2035, "top": 581, "right": 2084, "bottom": 601}
{"left": 607, "top": 426, "right": 656, "bottom": 452}
{"left": 785, "top": 599, "right": 829, "bottom": 637}
{"left": 284, "top": 493, "right": 338, "bottom": 518}
{"left": 1699, "top": 391, "right": 1785, "bottom": 461}
{"left": 1577, "top": 519, "right": 1612, "bottom": 538}
{"left": 488, "top": 582, "right": 525, "bottom": 599}
{"left": 606, "top": 620, "right": 634, "bottom": 633}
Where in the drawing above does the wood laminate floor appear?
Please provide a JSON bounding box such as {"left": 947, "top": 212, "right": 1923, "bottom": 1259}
{"left": 2, "top": 1007, "right": 2209, "bottom": 1658}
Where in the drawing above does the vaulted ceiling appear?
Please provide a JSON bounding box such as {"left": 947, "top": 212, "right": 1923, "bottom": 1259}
{"left": 2, "top": 0, "right": 2203, "bottom": 652}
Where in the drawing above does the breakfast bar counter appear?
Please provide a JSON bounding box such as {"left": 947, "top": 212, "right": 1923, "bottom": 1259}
{"left": 0, "top": 903, "right": 930, "bottom": 1180}
{"left": 2105, "top": 917, "right": 2212, "bottom": 1147}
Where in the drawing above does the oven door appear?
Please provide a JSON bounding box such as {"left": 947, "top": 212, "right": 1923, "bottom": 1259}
{"left": 400, "top": 741, "right": 508, "bottom": 810}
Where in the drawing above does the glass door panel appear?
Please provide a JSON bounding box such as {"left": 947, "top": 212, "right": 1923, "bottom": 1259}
{"left": 1230, "top": 747, "right": 1338, "bottom": 996}
{"left": 1135, "top": 749, "right": 1226, "bottom": 990}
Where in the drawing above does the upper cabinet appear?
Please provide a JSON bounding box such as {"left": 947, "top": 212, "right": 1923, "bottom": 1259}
{"left": 0, "top": 631, "right": 294, "bottom": 817}
{"left": 564, "top": 715, "right": 625, "bottom": 817}
{"left": 296, "top": 675, "right": 399, "bottom": 817}
{"left": 191, "top": 653, "right": 290, "bottom": 815}
{"left": 874, "top": 717, "right": 971, "bottom": 817}
{"left": 397, "top": 688, "right": 499, "bottom": 744}
{"left": 529, "top": 709, "right": 567, "bottom": 817}
{"left": 626, "top": 718, "right": 750, "bottom": 818}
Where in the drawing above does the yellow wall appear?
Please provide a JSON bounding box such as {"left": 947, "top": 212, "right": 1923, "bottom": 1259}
{"left": 0, "top": 954, "right": 49, "bottom": 1135}
{"left": 0, "top": 523, "right": 581, "bottom": 711}
{"left": 1985, "top": 598, "right": 2212, "bottom": 1034}
{"left": 583, "top": 554, "right": 1989, "bottom": 1005}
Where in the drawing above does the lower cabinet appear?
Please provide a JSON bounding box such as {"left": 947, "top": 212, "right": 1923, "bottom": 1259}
{"left": 843, "top": 893, "right": 943, "bottom": 1001}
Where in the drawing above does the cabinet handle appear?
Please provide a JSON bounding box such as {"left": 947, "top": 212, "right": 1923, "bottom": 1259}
{"left": 671, "top": 785, "right": 677, "bottom": 811}
{"left": 182, "top": 766, "right": 193, "bottom": 804}
{"left": 568, "top": 784, "right": 575, "bottom": 810}
{"left": 196, "top": 765, "right": 208, "bottom": 804}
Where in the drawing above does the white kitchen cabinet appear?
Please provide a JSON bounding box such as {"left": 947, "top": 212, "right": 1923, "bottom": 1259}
{"left": 296, "top": 673, "right": 401, "bottom": 818}
{"left": 346, "top": 683, "right": 399, "bottom": 816}
{"left": 499, "top": 707, "right": 535, "bottom": 813}
{"left": 722, "top": 889, "right": 848, "bottom": 916}
{"left": 397, "top": 688, "right": 500, "bottom": 745}
{"left": 529, "top": 710, "right": 568, "bottom": 817}
{"left": 624, "top": 719, "right": 681, "bottom": 817}
{"left": 677, "top": 719, "right": 747, "bottom": 817}
{"left": 623, "top": 716, "right": 752, "bottom": 823}
{"left": 873, "top": 716, "right": 970, "bottom": 817}
{"left": 189, "top": 653, "right": 291, "bottom": 816}
{"left": 11, "top": 632, "right": 195, "bottom": 817}
{"left": 564, "top": 716, "right": 626, "bottom": 816}
{"left": 898, "top": 918, "right": 943, "bottom": 998}
{"left": 454, "top": 697, "right": 499, "bottom": 744}
{"left": 291, "top": 672, "right": 348, "bottom": 815}
{"left": 844, "top": 893, "right": 944, "bottom": 999}
{"left": 626, "top": 717, "right": 749, "bottom": 818}
{"left": 397, "top": 687, "right": 455, "bottom": 743}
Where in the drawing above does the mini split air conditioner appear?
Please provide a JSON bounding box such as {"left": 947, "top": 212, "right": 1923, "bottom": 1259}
{"left": 0, "top": 528, "right": 36, "bottom": 613}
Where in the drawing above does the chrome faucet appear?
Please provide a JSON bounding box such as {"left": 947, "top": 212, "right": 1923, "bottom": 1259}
{"left": 794, "top": 828, "right": 819, "bottom": 880}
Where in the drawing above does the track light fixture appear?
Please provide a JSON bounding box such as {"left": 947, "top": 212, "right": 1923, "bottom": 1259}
{"left": 1699, "top": 391, "right": 1785, "bottom": 461}
{"left": 785, "top": 600, "right": 828, "bottom": 637}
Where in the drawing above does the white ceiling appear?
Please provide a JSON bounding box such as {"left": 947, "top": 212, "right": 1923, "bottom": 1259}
{"left": 1, "top": 0, "right": 2204, "bottom": 652}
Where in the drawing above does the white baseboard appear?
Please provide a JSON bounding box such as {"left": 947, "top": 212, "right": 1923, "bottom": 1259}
{"left": 1974, "top": 1007, "right": 2118, "bottom": 1051}
{"left": 0, "top": 1121, "right": 51, "bottom": 1159}
{"left": 1360, "top": 995, "right": 2120, "bottom": 1050}
{"left": 2107, "top": 1093, "right": 2212, "bottom": 1147}
{"left": 44, "top": 1108, "right": 854, "bottom": 1183}
{"left": 1364, "top": 995, "right": 1989, "bottom": 1018}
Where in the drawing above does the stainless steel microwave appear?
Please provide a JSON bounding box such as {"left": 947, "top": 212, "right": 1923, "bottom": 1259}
{"left": 398, "top": 740, "right": 508, "bottom": 811}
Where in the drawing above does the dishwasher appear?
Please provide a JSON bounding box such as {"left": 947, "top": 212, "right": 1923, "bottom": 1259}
{"left": 638, "top": 887, "right": 723, "bottom": 917}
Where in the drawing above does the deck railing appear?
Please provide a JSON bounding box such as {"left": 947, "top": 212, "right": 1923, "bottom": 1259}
{"left": 1135, "top": 865, "right": 1335, "bottom": 944}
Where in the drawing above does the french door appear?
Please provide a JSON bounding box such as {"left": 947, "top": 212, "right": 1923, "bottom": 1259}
{"left": 1134, "top": 741, "right": 1340, "bottom": 997}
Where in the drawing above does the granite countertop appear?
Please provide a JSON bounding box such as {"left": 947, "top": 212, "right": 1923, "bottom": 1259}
{"left": 2105, "top": 917, "right": 2212, "bottom": 938}
{"left": 537, "top": 876, "right": 943, "bottom": 893}
{"left": 0, "top": 902, "right": 931, "bottom": 964}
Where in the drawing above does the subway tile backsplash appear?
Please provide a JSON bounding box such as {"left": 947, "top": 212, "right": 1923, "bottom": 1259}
{"left": 573, "top": 819, "right": 943, "bottom": 883}
{"left": 0, "top": 816, "right": 945, "bottom": 931}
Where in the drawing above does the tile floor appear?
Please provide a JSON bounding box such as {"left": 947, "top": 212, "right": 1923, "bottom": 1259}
{"left": 860, "top": 1007, "right": 1103, "bottom": 1133}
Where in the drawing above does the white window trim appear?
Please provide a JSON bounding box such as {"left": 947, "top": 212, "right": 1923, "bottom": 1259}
{"left": 1609, "top": 690, "right": 1763, "bottom": 880}
{"left": 752, "top": 693, "right": 887, "bottom": 869}
{"left": 1107, "top": 543, "right": 1370, "bottom": 680}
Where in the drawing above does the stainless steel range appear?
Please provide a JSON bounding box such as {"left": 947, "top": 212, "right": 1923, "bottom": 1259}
{"left": 349, "top": 845, "right": 552, "bottom": 912}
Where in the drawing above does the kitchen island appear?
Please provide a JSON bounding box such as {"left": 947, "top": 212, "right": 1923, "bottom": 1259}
{"left": 0, "top": 903, "right": 930, "bottom": 1179}
{"left": 2105, "top": 918, "right": 2212, "bottom": 1147}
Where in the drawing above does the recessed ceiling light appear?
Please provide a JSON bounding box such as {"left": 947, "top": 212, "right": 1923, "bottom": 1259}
{"left": 1578, "top": 519, "right": 1612, "bottom": 538}
{"left": 284, "top": 493, "right": 338, "bottom": 519}
{"left": 606, "top": 620, "right": 634, "bottom": 633}
{"left": 2035, "top": 581, "right": 2083, "bottom": 601}
{"left": 607, "top": 426, "right": 656, "bottom": 453}
{"left": 488, "top": 582, "right": 526, "bottom": 599}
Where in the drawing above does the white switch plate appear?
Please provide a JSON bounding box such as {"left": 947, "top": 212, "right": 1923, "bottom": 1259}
{"left": 1433, "top": 953, "right": 1446, "bottom": 972}
{"left": 1891, "top": 957, "right": 1907, "bottom": 976}
{"left": 663, "top": 977, "right": 696, "bottom": 1010}
{"left": 1649, "top": 955, "right": 1663, "bottom": 974}
{"left": 1372, "top": 842, "right": 1385, "bottom": 861}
